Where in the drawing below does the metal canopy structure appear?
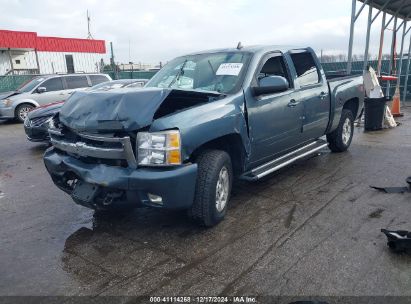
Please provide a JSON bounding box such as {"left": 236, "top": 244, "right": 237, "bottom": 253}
{"left": 359, "top": 0, "right": 411, "bottom": 20}
{"left": 347, "top": 0, "right": 411, "bottom": 101}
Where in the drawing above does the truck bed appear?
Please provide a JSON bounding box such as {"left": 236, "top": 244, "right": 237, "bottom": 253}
{"left": 325, "top": 72, "right": 362, "bottom": 81}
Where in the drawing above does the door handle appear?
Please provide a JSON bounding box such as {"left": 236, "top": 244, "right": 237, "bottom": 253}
{"left": 287, "top": 99, "right": 299, "bottom": 107}
{"left": 319, "top": 92, "right": 327, "bottom": 100}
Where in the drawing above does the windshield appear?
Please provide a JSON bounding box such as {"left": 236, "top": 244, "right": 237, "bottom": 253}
{"left": 146, "top": 52, "right": 251, "bottom": 94}
{"left": 17, "top": 77, "right": 46, "bottom": 93}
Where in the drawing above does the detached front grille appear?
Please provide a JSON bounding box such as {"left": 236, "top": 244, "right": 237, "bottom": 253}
{"left": 49, "top": 128, "right": 137, "bottom": 168}
{"left": 30, "top": 115, "right": 52, "bottom": 127}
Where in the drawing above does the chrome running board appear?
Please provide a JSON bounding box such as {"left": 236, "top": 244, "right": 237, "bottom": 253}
{"left": 241, "top": 139, "right": 329, "bottom": 181}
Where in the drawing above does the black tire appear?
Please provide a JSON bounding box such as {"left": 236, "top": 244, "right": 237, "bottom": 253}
{"left": 15, "top": 103, "right": 34, "bottom": 123}
{"left": 327, "top": 109, "right": 354, "bottom": 152}
{"left": 189, "top": 150, "right": 233, "bottom": 227}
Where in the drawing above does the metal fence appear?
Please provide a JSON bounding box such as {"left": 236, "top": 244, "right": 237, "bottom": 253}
{"left": 321, "top": 58, "right": 411, "bottom": 98}
{"left": 0, "top": 74, "right": 36, "bottom": 93}
{"left": 104, "top": 70, "right": 157, "bottom": 81}
{"left": 2, "top": 59, "right": 411, "bottom": 98}
{"left": 0, "top": 70, "right": 157, "bottom": 93}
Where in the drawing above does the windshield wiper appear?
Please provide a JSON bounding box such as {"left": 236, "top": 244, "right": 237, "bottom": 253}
{"left": 168, "top": 59, "right": 187, "bottom": 88}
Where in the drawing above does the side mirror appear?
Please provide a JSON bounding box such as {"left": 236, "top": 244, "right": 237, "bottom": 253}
{"left": 253, "top": 76, "right": 289, "bottom": 96}
{"left": 37, "top": 87, "right": 47, "bottom": 94}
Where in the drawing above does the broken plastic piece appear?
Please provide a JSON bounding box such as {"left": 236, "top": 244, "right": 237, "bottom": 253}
{"left": 381, "top": 229, "right": 411, "bottom": 254}
{"left": 370, "top": 176, "right": 411, "bottom": 193}
{"left": 370, "top": 186, "right": 409, "bottom": 193}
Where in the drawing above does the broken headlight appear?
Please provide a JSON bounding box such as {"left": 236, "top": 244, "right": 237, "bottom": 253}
{"left": 137, "top": 130, "right": 181, "bottom": 166}
{"left": 48, "top": 114, "right": 59, "bottom": 129}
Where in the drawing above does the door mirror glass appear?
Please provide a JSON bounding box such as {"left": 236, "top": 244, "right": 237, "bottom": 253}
{"left": 37, "top": 87, "right": 47, "bottom": 94}
{"left": 253, "top": 76, "right": 289, "bottom": 96}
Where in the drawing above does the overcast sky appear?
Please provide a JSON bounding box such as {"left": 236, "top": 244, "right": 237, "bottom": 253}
{"left": 1, "top": 0, "right": 405, "bottom": 65}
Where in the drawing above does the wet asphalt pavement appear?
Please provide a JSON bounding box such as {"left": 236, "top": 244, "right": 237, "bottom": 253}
{"left": 1, "top": 109, "right": 411, "bottom": 299}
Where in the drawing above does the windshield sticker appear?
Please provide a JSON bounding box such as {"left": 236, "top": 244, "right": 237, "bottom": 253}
{"left": 216, "top": 63, "right": 243, "bottom": 76}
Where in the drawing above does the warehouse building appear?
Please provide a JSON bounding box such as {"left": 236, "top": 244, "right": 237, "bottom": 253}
{"left": 0, "top": 29, "right": 106, "bottom": 75}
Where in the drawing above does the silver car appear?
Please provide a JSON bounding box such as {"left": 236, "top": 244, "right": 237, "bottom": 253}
{"left": 0, "top": 73, "right": 111, "bottom": 122}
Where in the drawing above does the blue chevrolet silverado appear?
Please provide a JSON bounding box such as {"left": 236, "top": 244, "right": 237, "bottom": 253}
{"left": 44, "top": 45, "right": 364, "bottom": 227}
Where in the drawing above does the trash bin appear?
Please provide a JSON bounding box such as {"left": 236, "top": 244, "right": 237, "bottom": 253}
{"left": 364, "top": 97, "right": 388, "bottom": 131}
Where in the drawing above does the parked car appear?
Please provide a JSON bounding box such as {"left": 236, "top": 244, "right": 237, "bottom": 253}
{"left": 44, "top": 45, "right": 364, "bottom": 226}
{"left": 24, "top": 79, "right": 148, "bottom": 142}
{"left": 88, "top": 79, "right": 148, "bottom": 91}
{"left": 0, "top": 73, "right": 111, "bottom": 122}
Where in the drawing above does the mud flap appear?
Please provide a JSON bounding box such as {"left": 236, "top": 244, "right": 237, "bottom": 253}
{"left": 71, "top": 180, "right": 99, "bottom": 206}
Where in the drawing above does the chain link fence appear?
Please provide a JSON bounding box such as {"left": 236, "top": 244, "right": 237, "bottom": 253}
{"left": 2, "top": 58, "right": 411, "bottom": 99}
{"left": 321, "top": 58, "right": 411, "bottom": 98}
{"left": 103, "top": 67, "right": 157, "bottom": 82}
{"left": 0, "top": 69, "right": 157, "bottom": 93}
{"left": 0, "top": 74, "right": 36, "bottom": 93}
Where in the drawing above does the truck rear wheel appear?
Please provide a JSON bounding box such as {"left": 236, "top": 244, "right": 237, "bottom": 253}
{"left": 189, "top": 150, "right": 233, "bottom": 227}
{"left": 327, "top": 109, "right": 354, "bottom": 152}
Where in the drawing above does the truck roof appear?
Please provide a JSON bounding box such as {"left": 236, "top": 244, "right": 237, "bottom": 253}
{"left": 185, "top": 45, "right": 308, "bottom": 56}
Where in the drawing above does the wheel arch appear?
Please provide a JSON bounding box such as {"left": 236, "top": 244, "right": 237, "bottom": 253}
{"left": 342, "top": 97, "right": 360, "bottom": 119}
{"left": 14, "top": 100, "right": 38, "bottom": 118}
{"left": 14, "top": 98, "right": 40, "bottom": 108}
{"left": 189, "top": 133, "right": 247, "bottom": 177}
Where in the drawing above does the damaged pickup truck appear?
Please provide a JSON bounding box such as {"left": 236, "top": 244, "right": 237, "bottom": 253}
{"left": 44, "top": 45, "right": 364, "bottom": 226}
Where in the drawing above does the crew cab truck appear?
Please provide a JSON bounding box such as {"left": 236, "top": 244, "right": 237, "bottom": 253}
{"left": 44, "top": 45, "right": 364, "bottom": 227}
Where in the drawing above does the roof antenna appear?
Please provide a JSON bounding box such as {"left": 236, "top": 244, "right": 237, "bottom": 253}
{"left": 236, "top": 41, "right": 243, "bottom": 50}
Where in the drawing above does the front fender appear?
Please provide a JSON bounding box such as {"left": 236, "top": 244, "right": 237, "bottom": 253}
{"left": 150, "top": 94, "right": 250, "bottom": 161}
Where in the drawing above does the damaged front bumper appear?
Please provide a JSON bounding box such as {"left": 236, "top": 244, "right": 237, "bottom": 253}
{"left": 44, "top": 148, "right": 198, "bottom": 210}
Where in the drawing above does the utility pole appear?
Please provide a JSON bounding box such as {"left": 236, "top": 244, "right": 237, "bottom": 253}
{"left": 128, "top": 39, "right": 131, "bottom": 64}
{"left": 347, "top": 0, "right": 356, "bottom": 74}
{"left": 87, "top": 10, "right": 94, "bottom": 39}
{"left": 110, "top": 42, "right": 115, "bottom": 67}
{"left": 110, "top": 42, "right": 118, "bottom": 79}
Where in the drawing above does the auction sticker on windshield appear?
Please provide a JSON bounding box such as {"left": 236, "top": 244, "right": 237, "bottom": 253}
{"left": 216, "top": 63, "right": 243, "bottom": 76}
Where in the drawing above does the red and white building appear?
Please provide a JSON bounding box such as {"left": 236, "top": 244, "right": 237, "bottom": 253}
{"left": 0, "top": 30, "right": 106, "bottom": 75}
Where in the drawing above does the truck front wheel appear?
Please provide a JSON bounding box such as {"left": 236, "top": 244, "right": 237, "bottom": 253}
{"left": 327, "top": 109, "right": 354, "bottom": 152}
{"left": 189, "top": 150, "right": 233, "bottom": 227}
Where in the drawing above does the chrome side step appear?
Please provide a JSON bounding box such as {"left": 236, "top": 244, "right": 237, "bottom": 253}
{"left": 241, "top": 139, "right": 329, "bottom": 181}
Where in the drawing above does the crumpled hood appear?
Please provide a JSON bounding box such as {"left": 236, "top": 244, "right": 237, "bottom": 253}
{"left": 60, "top": 87, "right": 171, "bottom": 132}
{"left": 59, "top": 87, "right": 222, "bottom": 132}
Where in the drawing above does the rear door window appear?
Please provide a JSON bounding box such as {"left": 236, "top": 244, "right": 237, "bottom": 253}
{"left": 89, "top": 75, "right": 109, "bottom": 86}
{"left": 64, "top": 76, "right": 89, "bottom": 89}
{"left": 40, "top": 77, "right": 64, "bottom": 92}
{"left": 290, "top": 52, "right": 320, "bottom": 87}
